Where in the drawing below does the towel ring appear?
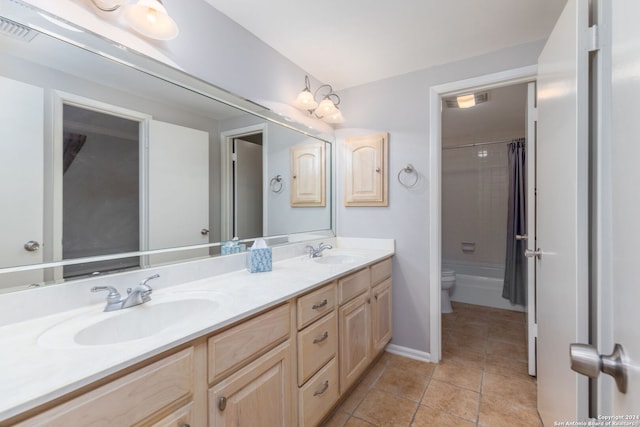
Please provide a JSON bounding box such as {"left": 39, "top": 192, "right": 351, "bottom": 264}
{"left": 397, "top": 164, "right": 419, "bottom": 188}
{"left": 270, "top": 175, "right": 284, "bottom": 193}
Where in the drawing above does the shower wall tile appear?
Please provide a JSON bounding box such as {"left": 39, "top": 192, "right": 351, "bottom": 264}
{"left": 442, "top": 143, "right": 509, "bottom": 265}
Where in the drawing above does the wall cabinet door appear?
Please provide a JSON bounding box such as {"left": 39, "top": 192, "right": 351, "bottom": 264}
{"left": 209, "top": 342, "right": 294, "bottom": 427}
{"left": 371, "top": 278, "right": 392, "bottom": 354}
{"left": 290, "top": 142, "right": 325, "bottom": 207}
{"left": 338, "top": 292, "right": 371, "bottom": 394}
{"left": 344, "top": 132, "right": 388, "bottom": 206}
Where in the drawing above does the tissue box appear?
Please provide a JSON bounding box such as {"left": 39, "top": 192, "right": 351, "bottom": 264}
{"left": 221, "top": 242, "right": 246, "bottom": 255}
{"left": 247, "top": 247, "right": 272, "bottom": 273}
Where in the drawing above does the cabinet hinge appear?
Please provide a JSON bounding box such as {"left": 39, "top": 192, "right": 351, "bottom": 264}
{"left": 587, "top": 24, "right": 599, "bottom": 52}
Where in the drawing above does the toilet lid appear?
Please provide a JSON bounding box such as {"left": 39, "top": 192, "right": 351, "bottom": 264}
{"left": 441, "top": 268, "right": 455, "bottom": 277}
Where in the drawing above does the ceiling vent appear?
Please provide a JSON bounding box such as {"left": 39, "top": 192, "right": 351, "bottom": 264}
{"left": 444, "top": 91, "right": 489, "bottom": 108}
{"left": 0, "top": 17, "right": 37, "bottom": 42}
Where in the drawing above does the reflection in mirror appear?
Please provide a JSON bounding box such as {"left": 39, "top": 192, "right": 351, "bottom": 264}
{"left": 0, "top": 5, "right": 333, "bottom": 293}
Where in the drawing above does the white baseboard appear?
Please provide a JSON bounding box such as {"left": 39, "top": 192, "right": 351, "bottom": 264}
{"left": 385, "top": 344, "right": 433, "bottom": 363}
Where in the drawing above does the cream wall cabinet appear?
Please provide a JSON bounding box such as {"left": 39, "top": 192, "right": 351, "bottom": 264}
{"left": 290, "top": 143, "right": 326, "bottom": 207}
{"left": 344, "top": 132, "right": 389, "bottom": 207}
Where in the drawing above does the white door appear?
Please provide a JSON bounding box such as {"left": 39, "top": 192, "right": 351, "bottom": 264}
{"left": 597, "top": 0, "right": 640, "bottom": 413}
{"left": 234, "top": 138, "right": 263, "bottom": 239}
{"left": 525, "top": 81, "right": 537, "bottom": 377}
{"left": 147, "top": 120, "right": 209, "bottom": 265}
{"left": 536, "top": 0, "right": 591, "bottom": 423}
{"left": 0, "top": 76, "right": 44, "bottom": 289}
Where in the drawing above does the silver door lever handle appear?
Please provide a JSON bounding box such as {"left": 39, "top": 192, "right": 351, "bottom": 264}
{"left": 516, "top": 234, "right": 528, "bottom": 240}
{"left": 570, "top": 343, "right": 627, "bottom": 393}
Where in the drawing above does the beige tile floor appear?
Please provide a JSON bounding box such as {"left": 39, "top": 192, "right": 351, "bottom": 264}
{"left": 323, "top": 302, "right": 542, "bottom": 427}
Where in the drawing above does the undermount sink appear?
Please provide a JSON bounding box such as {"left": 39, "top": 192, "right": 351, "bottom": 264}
{"left": 38, "top": 294, "right": 222, "bottom": 348}
{"left": 313, "top": 253, "right": 365, "bottom": 265}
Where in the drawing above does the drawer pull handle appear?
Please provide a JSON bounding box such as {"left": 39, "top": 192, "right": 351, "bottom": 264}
{"left": 313, "top": 380, "right": 329, "bottom": 396}
{"left": 312, "top": 299, "right": 328, "bottom": 310}
{"left": 313, "top": 331, "right": 329, "bottom": 344}
{"left": 218, "top": 396, "right": 227, "bottom": 411}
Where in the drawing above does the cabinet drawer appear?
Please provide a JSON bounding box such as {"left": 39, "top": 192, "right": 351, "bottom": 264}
{"left": 371, "top": 257, "right": 392, "bottom": 285}
{"left": 297, "top": 311, "right": 337, "bottom": 386}
{"left": 208, "top": 304, "right": 290, "bottom": 384}
{"left": 338, "top": 268, "right": 370, "bottom": 305}
{"left": 149, "top": 402, "right": 193, "bottom": 427}
{"left": 298, "top": 357, "right": 339, "bottom": 427}
{"left": 297, "top": 282, "right": 336, "bottom": 330}
{"left": 18, "top": 348, "right": 194, "bottom": 427}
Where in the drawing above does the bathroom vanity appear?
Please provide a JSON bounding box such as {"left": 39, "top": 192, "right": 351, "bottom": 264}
{"left": 0, "top": 240, "right": 393, "bottom": 426}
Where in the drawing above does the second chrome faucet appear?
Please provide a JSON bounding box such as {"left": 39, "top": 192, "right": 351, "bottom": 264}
{"left": 91, "top": 274, "right": 159, "bottom": 312}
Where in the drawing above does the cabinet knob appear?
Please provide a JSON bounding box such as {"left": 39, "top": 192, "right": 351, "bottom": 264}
{"left": 367, "top": 297, "right": 371, "bottom": 304}
{"left": 181, "top": 424, "right": 191, "bottom": 427}
{"left": 218, "top": 396, "right": 227, "bottom": 411}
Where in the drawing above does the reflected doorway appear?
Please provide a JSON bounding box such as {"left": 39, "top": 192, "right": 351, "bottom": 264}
{"left": 220, "top": 124, "right": 267, "bottom": 242}
{"left": 62, "top": 103, "right": 141, "bottom": 277}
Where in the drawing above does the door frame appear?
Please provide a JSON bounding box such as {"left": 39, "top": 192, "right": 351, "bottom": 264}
{"left": 220, "top": 123, "right": 268, "bottom": 241}
{"left": 428, "top": 65, "right": 537, "bottom": 362}
{"left": 51, "top": 91, "right": 151, "bottom": 278}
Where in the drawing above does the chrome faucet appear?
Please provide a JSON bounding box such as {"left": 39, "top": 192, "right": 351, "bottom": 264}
{"left": 91, "top": 274, "right": 159, "bottom": 312}
{"left": 306, "top": 242, "right": 333, "bottom": 258}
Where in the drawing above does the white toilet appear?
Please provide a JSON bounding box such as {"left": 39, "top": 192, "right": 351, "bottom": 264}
{"left": 441, "top": 268, "right": 456, "bottom": 313}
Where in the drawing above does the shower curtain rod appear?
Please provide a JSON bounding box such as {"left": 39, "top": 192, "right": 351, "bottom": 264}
{"left": 442, "top": 137, "right": 525, "bottom": 150}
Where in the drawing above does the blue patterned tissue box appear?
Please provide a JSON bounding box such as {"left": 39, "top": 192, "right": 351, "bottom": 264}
{"left": 247, "top": 247, "right": 272, "bottom": 273}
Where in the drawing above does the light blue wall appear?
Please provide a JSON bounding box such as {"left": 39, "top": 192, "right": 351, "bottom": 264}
{"left": 335, "top": 40, "right": 545, "bottom": 354}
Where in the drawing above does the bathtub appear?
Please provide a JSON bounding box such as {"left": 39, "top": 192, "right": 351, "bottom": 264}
{"left": 443, "top": 260, "right": 525, "bottom": 312}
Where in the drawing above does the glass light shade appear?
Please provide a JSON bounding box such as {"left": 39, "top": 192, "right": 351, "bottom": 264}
{"left": 323, "top": 108, "right": 344, "bottom": 124}
{"left": 123, "top": 0, "right": 179, "bottom": 40}
{"left": 316, "top": 98, "right": 338, "bottom": 117}
{"left": 294, "top": 89, "right": 318, "bottom": 110}
{"left": 456, "top": 94, "right": 476, "bottom": 108}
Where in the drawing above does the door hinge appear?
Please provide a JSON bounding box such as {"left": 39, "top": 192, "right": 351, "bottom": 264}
{"left": 532, "top": 323, "right": 538, "bottom": 338}
{"left": 231, "top": 153, "right": 237, "bottom": 162}
{"left": 587, "top": 24, "right": 599, "bottom": 52}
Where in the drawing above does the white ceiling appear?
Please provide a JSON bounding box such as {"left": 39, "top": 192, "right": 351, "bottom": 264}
{"left": 204, "top": 0, "right": 566, "bottom": 90}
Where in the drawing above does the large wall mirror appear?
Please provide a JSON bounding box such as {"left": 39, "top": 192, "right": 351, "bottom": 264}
{"left": 0, "top": 3, "right": 333, "bottom": 293}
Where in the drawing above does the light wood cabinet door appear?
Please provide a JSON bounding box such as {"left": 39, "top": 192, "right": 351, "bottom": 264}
{"left": 290, "top": 143, "right": 325, "bottom": 207}
{"left": 344, "top": 132, "right": 388, "bottom": 206}
{"left": 209, "top": 342, "right": 294, "bottom": 427}
{"left": 372, "top": 278, "right": 393, "bottom": 355}
{"left": 338, "top": 292, "right": 371, "bottom": 394}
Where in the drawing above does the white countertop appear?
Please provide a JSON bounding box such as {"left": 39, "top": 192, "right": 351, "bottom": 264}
{"left": 0, "top": 242, "right": 394, "bottom": 421}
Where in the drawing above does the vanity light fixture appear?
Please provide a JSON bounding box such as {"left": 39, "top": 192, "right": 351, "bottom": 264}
{"left": 89, "top": 0, "right": 179, "bottom": 40}
{"left": 293, "top": 75, "right": 344, "bottom": 124}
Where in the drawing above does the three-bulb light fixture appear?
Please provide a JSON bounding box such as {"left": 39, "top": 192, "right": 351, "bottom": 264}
{"left": 89, "top": 0, "right": 179, "bottom": 40}
{"left": 293, "top": 76, "right": 344, "bottom": 124}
